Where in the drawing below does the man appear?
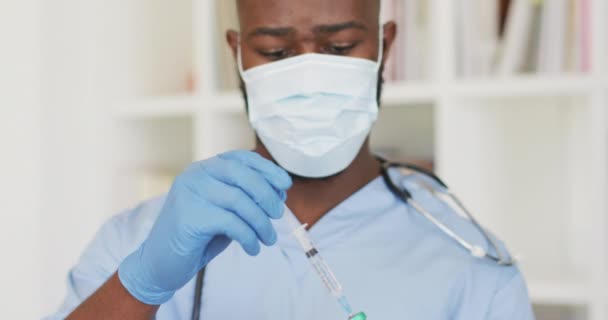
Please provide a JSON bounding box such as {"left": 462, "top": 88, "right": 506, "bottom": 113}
{"left": 49, "top": 0, "right": 534, "bottom": 319}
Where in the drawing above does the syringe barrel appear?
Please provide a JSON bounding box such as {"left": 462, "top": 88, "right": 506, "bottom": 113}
{"left": 292, "top": 224, "right": 315, "bottom": 252}
{"left": 283, "top": 210, "right": 343, "bottom": 298}
{"left": 307, "top": 252, "right": 343, "bottom": 297}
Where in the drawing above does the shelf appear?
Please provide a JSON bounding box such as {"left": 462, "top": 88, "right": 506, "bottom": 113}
{"left": 113, "top": 94, "right": 199, "bottom": 119}
{"left": 113, "top": 93, "right": 246, "bottom": 119}
{"left": 529, "top": 280, "right": 590, "bottom": 306}
{"left": 112, "top": 76, "right": 595, "bottom": 120}
{"left": 210, "top": 83, "right": 437, "bottom": 113}
{"left": 449, "top": 75, "right": 594, "bottom": 99}
{"left": 210, "top": 91, "right": 246, "bottom": 114}
{"left": 206, "top": 77, "right": 594, "bottom": 106}
{"left": 382, "top": 82, "right": 437, "bottom": 106}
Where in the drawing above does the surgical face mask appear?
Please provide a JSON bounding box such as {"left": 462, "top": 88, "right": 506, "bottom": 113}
{"left": 238, "top": 25, "right": 384, "bottom": 178}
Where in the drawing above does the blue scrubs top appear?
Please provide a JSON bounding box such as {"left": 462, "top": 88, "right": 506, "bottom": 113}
{"left": 47, "top": 170, "right": 534, "bottom": 319}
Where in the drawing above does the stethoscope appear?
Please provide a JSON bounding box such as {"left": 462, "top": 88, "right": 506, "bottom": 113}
{"left": 190, "top": 159, "right": 515, "bottom": 320}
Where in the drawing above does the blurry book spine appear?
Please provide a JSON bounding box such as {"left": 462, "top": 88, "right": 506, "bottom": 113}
{"left": 495, "top": 0, "right": 590, "bottom": 76}
{"left": 579, "top": 0, "right": 591, "bottom": 72}
{"left": 565, "top": 0, "right": 580, "bottom": 72}
{"left": 381, "top": 0, "right": 428, "bottom": 82}
{"left": 407, "top": 0, "right": 429, "bottom": 81}
{"left": 499, "top": 0, "right": 511, "bottom": 37}
{"left": 381, "top": 0, "right": 398, "bottom": 81}
{"left": 457, "top": 0, "right": 499, "bottom": 77}
{"left": 496, "top": 0, "right": 536, "bottom": 75}
{"left": 394, "top": 0, "right": 407, "bottom": 81}
{"left": 477, "top": 0, "right": 500, "bottom": 76}
{"left": 536, "top": 0, "right": 568, "bottom": 74}
{"left": 456, "top": 0, "right": 474, "bottom": 77}
{"left": 522, "top": 4, "right": 543, "bottom": 73}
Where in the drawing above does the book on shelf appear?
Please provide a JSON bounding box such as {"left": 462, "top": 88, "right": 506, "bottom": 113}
{"left": 214, "top": 0, "right": 430, "bottom": 85}
{"left": 535, "top": 0, "right": 568, "bottom": 74}
{"left": 456, "top": 0, "right": 500, "bottom": 77}
{"left": 522, "top": 3, "right": 544, "bottom": 73}
{"left": 579, "top": 0, "right": 591, "bottom": 72}
{"left": 381, "top": 0, "right": 430, "bottom": 82}
{"left": 460, "top": 0, "right": 591, "bottom": 77}
{"left": 215, "top": 0, "right": 592, "bottom": 80}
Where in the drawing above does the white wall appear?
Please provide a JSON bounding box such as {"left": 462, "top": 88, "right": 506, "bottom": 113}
{"left": 39, "top": 0, "right": 98, "bottom": 314}
{"left": 0, "top": 1, "right": 122, "bottom": 317}
{"left": 0, "top": 1, "right": 42, "bottom": 318}
{"left": 38, "top": 0, "right": 120, "bottom": 316}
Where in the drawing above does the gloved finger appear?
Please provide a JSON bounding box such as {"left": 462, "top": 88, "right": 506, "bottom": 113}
{"left": 204, "top": 158, "right": 285, "bottom": 219}
{"left": 200, "top": 177, "right": 277, "bottom": 246}
{"left": 219, "top": 151, "right": 292, "bottom": 191}
{"left": 196, "top": 205, "right": 262, "bottom": 256}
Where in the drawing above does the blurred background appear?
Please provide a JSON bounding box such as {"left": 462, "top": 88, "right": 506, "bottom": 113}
{"left": 1, "top": 0, "right": 607, "bottom": 319}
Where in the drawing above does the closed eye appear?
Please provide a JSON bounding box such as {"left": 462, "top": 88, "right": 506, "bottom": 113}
{"left": 323, "top": 42, "right": 359, "bottom": 55}
{"left": 257, "top": 48, "right": 290, "bottom": 61}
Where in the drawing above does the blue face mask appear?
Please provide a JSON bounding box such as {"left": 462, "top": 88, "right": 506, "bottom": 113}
{"left": 238, "top": 24, "right": 384, "bottom": 178}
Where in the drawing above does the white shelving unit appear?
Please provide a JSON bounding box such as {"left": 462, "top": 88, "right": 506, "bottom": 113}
{"left": 107, "top": 1, "right": 608, "bottom": 319}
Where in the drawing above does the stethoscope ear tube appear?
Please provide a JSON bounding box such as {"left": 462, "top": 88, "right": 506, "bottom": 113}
{"left": 377, "top": 156, "right": 448, "bottom": 189}
{"left": 378, "top": 157, "right": 516, "bottom": 267}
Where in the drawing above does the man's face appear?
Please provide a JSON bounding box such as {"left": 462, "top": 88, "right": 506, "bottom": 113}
{"left": 227, "top": 0, "right": 396, "bottom": 100}
{"left": 225, "top": 0, "right": 397, "bottom": 178}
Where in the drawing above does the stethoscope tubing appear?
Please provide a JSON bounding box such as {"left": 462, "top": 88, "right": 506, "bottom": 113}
{"left": 192, "top": 159, "right": 515, "bottom": 320}
{"left": 378, "top": 157, "right": 515, "bottom": 266}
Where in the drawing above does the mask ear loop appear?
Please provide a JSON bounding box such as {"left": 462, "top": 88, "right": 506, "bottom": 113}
{"left": 236, "top": 35, "right": 246, "bottom": 76}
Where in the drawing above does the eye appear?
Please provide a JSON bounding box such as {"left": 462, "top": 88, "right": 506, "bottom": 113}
{"left": 323, "top": 43, "right": 358, "bottom": 55}
{"left": 257, "top": 48, "right": 290, "bottom": 61}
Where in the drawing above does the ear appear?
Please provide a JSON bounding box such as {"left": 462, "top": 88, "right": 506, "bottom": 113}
{"left": 226, "top": 30, "right": 240, "bottom": 61}
{"left": 381, "top": 22, "right": 397, "bottom": 65}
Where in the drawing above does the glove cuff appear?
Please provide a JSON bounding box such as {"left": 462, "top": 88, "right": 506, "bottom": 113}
{"left": 118, "top": 247, "right": 176, "bottom": 305}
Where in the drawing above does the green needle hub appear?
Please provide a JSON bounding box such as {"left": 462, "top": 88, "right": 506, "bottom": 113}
{"left": 349, "top": 312, "right": 367, "bottom": 320}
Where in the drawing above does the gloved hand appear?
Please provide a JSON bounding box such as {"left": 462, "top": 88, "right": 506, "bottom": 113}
{"left": 118, "top": 150, "right": 292, "bottom": 305}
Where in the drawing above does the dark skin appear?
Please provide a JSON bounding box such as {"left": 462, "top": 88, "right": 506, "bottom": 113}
{"left": 66, "top": 0, "right": 396, "bottom": 318}
{"left": 229, "top": 0, "right": 397, "bottom": 228}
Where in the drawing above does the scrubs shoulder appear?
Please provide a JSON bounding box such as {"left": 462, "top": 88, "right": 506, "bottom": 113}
{"left": 47, "top": 171, "right": 535, "bottom": 320}
{"left": 44, "top": 196, "right": 167, "bottom": 319}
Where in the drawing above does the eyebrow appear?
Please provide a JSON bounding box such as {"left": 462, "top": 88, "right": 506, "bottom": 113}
{"left": 314, "top": 21, "right": 368, "bottom": 33}
{"left": 247, "top": 26, "right": 295, "bottom": 39}
{"left": 246, "top": 21, "right": 368, "bottom": 39}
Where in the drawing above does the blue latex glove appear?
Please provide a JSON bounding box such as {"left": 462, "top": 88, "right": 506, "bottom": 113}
{"left": 118, "top": 150, "right": 292, "bottom": 305}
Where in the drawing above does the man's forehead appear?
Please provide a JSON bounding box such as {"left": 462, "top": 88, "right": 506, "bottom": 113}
{"left": 236, "top": 0, "right": 380, "bottom": 30}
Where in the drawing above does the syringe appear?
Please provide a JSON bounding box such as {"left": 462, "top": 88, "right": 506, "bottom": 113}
{"left": 284, "top": 210, "right": 366, "bottom": 319}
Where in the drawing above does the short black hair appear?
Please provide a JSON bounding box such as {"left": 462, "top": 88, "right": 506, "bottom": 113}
{"left": 236, "top": 0, "right": 382, "bottom": 18}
